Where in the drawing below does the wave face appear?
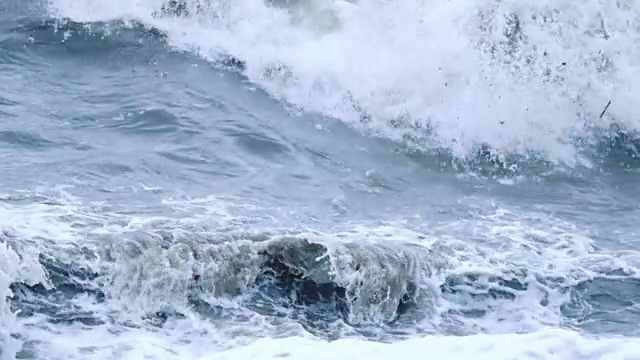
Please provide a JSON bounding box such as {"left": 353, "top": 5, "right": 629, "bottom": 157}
{"left": 47, "top": 0, "right": 640, "bottom": 166}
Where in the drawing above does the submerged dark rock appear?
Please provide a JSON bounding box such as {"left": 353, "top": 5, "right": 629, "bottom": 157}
{"left": 252, "top": 238, "right": 421, "bottom": 325}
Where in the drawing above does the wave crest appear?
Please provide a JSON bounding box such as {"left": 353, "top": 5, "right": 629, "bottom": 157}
{"left": 44, "top": 0, "right": 640, "bottom": 169}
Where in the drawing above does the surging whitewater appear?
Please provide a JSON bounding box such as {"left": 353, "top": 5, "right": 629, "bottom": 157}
{"left": 3, "top": 189, "right": 640, "bottom": 360}
{"left": 48, "top": 0, "right": 640, "bottom": 162}
{"left": 1, "top": 0, "right": 640, "bottom": 359}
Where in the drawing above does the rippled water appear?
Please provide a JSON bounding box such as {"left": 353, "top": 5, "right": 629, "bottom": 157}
{"left": 2, "top": 1, "right": 640, "bottom": 359}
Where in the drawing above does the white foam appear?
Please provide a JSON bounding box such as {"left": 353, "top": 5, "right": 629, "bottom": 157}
{"left": 0, "top": 225, "right": 52, "bottom": 360}
{"left": 0, "top": 189, "right": 100, "bottom": 359}
{"left": 200, "top": 328, "right": 640, "bottom": 360}
{"left": 1, "top": 187, "right": 639, "bottom": 358}
{"left": 47, "top": 0, "right": 640, "bottom": 163}
{"left": 12, "top": 323, "right": 640, "bottom": 360}
{"left": 0, "top": 242, "right": 23, "bottom": 359}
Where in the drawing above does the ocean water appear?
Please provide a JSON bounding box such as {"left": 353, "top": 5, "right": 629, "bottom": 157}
{"left": 2, "top": 0, "right": 640, "bottom": 359}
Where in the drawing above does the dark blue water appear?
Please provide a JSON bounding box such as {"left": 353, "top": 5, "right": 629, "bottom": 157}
{"left": 2, "top": 1, "right": 640, "bottom": 359}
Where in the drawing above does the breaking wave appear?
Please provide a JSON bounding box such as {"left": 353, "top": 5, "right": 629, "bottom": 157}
{"left": 6, "top": 219, "right": 640, "bottom": 342}
{"left": 1, "top": 186, "right": 639, "bottom": 357}
{"left": 42, "top": 0, "right": 640, "bottom": 169}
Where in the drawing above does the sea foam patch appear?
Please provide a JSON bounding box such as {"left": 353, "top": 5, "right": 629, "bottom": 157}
{"left": 201, "top": 328, "right": 640, "bottom": 360}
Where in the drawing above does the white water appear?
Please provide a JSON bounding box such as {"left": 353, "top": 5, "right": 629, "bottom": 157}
{"left": 48, "top": 0, "right": 640, "bottom": 163}
{"left": 2, "top": 187, "right": 640, "bottom": 359}
{"left": 202, "top": 329, "right": 640, "bottom": 360}
{"left": 2, "top": 0, "right": 639, "bottom": 359}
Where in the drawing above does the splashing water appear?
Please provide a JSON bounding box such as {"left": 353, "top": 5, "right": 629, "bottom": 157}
{"left": 47, "top": 0, "right": 640, "bottom": 164}
{"left": 1, "top": 1, "right": 639, "bottom": 359}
